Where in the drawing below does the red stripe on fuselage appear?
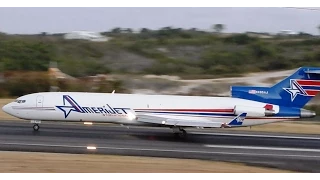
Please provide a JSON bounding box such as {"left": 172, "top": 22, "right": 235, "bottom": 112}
{"left": 134, "top": 109, "right": 234, "bottom": 112}
{"left": 296, "top": 80, "right": 320, "bottom": 86}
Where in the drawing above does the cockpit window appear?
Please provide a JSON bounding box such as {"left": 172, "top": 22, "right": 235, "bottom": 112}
{"left": 14, "top": 100, "right": 26, "bottom": 103}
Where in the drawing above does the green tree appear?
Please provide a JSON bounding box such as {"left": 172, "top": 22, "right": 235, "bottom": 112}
{"left": 212, "top": 24, "right": 225, "bottom": 33}
{"left": 140, "top": 28, "right": 150, "bottom": 33}
{"left": 318, "top": 25, "right": 320, "bottom": 35}
{"left": 125, "top": 28, "right": 133, "bottom": 33}
{"left": 111, "top": 27, "right": 121, "bottom": 34}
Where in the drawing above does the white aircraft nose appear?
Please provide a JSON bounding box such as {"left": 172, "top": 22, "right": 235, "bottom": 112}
{"left": 2, "top": 103, "right": 12, "bottom": 115}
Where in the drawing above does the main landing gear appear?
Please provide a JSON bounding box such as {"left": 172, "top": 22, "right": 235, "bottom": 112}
{"left": 31, "top": 120, "right": 41, "bottom": 132}
{"left": 172, "top": 127, "right": 187, "bottom": 138}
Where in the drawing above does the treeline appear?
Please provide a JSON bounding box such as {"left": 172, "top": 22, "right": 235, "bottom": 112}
{"left": 123, "top": 34, "right": 320, "bottom": 75}
{"left": 0, "top": 72, "right": 126, "bottom": 98}
{"left": 1, "top": 28, "right": 320, "bottom": 78}
{"left": 0, "top": 36, "right": 111, "bottom": 77}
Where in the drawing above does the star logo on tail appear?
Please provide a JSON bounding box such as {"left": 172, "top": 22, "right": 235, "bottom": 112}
{"left": 283, "top": 80, "right": 307, "bottom": 101}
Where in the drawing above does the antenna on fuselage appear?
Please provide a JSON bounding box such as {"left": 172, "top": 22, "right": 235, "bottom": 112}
{"left": 111, "top": 90, "right": 115, "bottom": 94}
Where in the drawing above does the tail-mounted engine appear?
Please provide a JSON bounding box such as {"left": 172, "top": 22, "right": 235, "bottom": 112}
{"left": 234, "top": 105, "right": 275, "bottom": 117}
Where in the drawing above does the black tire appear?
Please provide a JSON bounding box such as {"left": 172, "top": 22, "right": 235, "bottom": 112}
{"left": 173, "top": 130, "right": 187, "bottom": 139}
{"left": 33, "top": 124, "right": 40, "bottom": 131}
{"left": 181, "top": 129, "right": 187, "bottom": 138}
{"left": 174, "top": 133, "right": 180, "bottom": 138}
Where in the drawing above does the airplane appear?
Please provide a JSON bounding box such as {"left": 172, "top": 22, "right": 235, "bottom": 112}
{"left": 2, "top": 67, "right": 319, "bottom": 138}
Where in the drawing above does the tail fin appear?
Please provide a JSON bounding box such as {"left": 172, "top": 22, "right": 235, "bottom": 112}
{"left": 227, "top": 113, "right": 247, "bottom": 126}
{"left": 231, "top": 67, "right": 320, "bottom": 108}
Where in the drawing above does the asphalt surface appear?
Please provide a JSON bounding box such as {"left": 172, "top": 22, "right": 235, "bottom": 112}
{"left": 0, "top": 120, "right": 320, "bottom": 172}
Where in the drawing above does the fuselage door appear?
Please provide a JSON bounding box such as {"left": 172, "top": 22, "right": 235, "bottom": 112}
{"left": 36, "top": 95, "right": 44, "bottom": 107}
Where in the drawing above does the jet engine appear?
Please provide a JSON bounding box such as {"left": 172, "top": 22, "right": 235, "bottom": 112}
{"left": 234, "top": 105, "right": 275, "bottom": 117}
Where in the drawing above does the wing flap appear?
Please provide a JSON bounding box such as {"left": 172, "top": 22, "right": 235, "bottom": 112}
{"left": 137, "top": 113, "right": 247, "bottom": 128}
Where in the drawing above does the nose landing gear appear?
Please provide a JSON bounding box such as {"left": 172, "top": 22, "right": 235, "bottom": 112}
{"left": 31, "top": 120, "right": 41, "bottom": 132}
{"left": 33, "top": 124, "right": 40, "bottom": 131}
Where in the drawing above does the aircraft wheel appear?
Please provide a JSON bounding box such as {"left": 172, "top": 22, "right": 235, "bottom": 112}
{"left": 173, "top": 130, "right": 187, "bottom": 139}
{"left": 33, "top": 124, "right": 40, "bottom": 131}
{"left": 174, "top": 133, "right": 180, "bottom": 138}
{"left": 181, "top": 129, "right": 187, "bottom": 138}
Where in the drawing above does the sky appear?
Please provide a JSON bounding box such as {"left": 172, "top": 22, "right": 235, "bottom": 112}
{"left": 0, "top": 7, "right": 319, "bottom": 35}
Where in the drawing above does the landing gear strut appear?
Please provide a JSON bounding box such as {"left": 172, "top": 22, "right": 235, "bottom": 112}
{"left": 172, "top": 127, "right": 187, "bottom": 138}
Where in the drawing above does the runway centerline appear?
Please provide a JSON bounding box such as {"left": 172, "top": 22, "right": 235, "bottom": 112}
{"left": 1, "top": 141, "right": 320, "bottom": 159}
{"left": 204, "top": 144, "right": 320, "bottom": 152}
{"left": 192, "top": 132, "right": 320, "bottom": 140}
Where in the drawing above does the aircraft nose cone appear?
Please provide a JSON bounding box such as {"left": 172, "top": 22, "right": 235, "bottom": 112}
{"left": 2, "top": 103, "right": 12, "bottom": 114}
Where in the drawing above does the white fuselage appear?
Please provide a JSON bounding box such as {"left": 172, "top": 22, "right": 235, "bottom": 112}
{"left": 2, "top": 92, "right": 295, "bottom": 127}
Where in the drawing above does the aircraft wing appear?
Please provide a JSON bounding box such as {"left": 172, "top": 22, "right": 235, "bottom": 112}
{"left": 136, "top": 113, "right": 247, "bottom": 128}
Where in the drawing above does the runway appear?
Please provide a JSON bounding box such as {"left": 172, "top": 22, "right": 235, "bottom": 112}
{"left": 0, "top": 120, "right": 320, "bottom": 172}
